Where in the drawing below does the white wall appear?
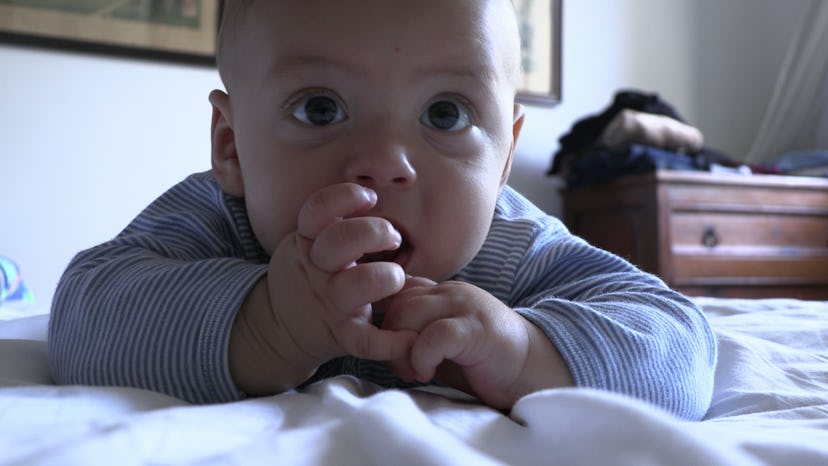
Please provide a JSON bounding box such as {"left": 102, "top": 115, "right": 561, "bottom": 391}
{"left": 511, "top": 0, "right": 809, "bottom": 216}
{"left": 0, "top": 0, "right": 809, "bottom": 309}
{"left": 1, "top": 46, "right": 220, "bottom": 311}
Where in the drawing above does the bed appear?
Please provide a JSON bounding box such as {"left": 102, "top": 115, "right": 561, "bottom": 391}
{"left": 1, "top": 297, "right": 827, "bottom": 465}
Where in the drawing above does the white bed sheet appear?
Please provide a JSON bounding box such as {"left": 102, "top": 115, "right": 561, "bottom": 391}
{"left": 1, "top": 297, "right": 827, "bottom": 465}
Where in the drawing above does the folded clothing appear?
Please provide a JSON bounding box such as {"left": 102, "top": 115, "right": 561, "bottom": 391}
{"left": 600, "top": 109, "right": 704, "bottom": 152}
{"left": 548, "top": 89, "right": 741, "bottom": 189}
{"left": 549, "top": 89, "right": 689, "bottom": 175}
{"left": 554, "top": 90, "right": 686, "bottom": 162}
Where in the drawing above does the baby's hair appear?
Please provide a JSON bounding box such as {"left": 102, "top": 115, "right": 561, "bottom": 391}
{"left": 215, "top": 0, "right": 251, "bottom": 88}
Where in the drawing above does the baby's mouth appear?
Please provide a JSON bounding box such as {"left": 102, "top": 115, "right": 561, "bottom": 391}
{"left": 358, "top": 237, "right": 409, "bottom": 265}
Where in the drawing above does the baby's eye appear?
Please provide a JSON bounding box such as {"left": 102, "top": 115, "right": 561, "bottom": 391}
{"left": 420, "top": 100, "right": 472, "bottom": 132}
{"left": 290, "top": 94, "right": 347, "bottom": 126}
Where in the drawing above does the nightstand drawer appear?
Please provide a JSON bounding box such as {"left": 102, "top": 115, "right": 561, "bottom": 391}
{"left": 669, "top": 212, "right": 828, "bottom": 284}
{"left": 670, "top": 212, "right": 828, "bottom": 250}
{"left": 562, "top": 170, "right": 828, "bottom": 298}
{"left": 672, "top": 254, "right": 828, "bottom": 283}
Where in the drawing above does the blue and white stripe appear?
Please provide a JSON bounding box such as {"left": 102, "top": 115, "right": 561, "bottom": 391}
{"left": 48, "top": 172, "right": 716, "bottom": 420}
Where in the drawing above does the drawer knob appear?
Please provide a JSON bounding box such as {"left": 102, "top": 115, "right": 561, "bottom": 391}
{"left": 701, "top": 227, "right": 720, "bottom": 248}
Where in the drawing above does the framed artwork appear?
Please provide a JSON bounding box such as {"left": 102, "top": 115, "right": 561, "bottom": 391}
{"left": 515, "top": 0, "right": 563, "bottom": 105}
{"left": 0, "top": 0, "right": 221, "bottom": 65}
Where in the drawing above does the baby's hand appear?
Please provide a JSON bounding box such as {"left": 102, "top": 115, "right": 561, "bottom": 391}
{"left": 267, "top": 183, "right": 415, "bottom": 369}
{"left": 382, "top": 279, "right": 573, "bottom": 409}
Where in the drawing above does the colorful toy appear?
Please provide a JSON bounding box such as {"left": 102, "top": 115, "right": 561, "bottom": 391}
{"left": 0, "top": 256, "right": 35, "bottom": 307}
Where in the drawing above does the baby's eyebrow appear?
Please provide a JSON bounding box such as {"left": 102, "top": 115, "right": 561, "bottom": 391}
{"left": 410, "top": 45, "right": 504, "bottom": 92}
{"left": 409, "top": 44, "right": 498, "bottom": 80}
{"left": 260, "top": 53, "right": 499, "bottom": 97}
{"left": 257, "top": 55, "right": 353, "bottom": 92}
{"left": 268, "top": 52, "right": 494, "bottom": 76}
{"left": 416, "top": 62, "right": 501, "bottom": 100}
{"left": 416, "top": 62, "right": 495, "bottom": 83}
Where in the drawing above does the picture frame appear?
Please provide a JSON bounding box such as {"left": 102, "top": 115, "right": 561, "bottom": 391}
{"left": 515, "top": 0, "right": 563, "bottom": 106}
{"left": 0, "top": 1, "right": 561, "bottom": 93}
{"left": 0, "top": 0, "right": 221, "bottom": 66}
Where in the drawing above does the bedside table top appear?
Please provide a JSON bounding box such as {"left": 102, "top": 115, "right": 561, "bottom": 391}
{"left": 605, "top": 169, "right": 828, "bottom": 191}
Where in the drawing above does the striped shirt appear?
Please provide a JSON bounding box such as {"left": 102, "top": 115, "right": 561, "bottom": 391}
{"left": 48, "top": 171, "right": 716, "bottom": 420}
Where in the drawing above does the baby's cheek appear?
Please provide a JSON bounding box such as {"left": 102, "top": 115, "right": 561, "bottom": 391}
{"left": 428, "top": 239, "right": 484, "bottom": 282}
{"left": 455, "top": 216, "right": 494, "bottom": 270}
{"left": 247, "top": 205, "right": 294, "bottom": 255}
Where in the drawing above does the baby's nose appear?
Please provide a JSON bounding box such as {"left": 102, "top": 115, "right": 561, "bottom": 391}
{"left": 345, "top": 144, "right": 417, "bottom": 188}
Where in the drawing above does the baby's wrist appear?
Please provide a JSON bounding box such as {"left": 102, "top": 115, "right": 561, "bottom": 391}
{"left": 510, "top": 319, "right": 574, "bottom": 401}
{"left": 229, "top": 278, "right": 318, "bottom": 395}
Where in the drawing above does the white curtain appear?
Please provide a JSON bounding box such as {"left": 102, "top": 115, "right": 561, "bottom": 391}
{"left": 744, "top": 0, "right": 828, "bottom": 164}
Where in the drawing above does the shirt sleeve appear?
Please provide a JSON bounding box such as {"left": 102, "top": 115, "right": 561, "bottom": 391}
{"left": 464, "top": 189, "right": 717, "bottom": 421}
{"left": 48, "top": 172, "right": 267, "bottom": 403}
{"left": 516, "top": 230, "right": 716, "bottom": 421}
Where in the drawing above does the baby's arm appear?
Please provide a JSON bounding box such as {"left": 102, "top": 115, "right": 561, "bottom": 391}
{"left": 504, "top": 235, "right": 717, "bottom": 421}
{"left": 49, "top": 173, "right": 267, "bottom": 403}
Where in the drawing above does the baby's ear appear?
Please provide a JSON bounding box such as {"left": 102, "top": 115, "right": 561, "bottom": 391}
{"left": 500, "top": 103, "right": 526, "bottom": 189}
{"left": 209, "top": 89, "right": 245, "bottom": 197}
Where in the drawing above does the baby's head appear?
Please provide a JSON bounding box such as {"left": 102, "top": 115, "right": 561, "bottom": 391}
{"left": 210, "top": 0, "right": 525, "bottom": 281}
{"left": 215, "top": 0, "right": 522, "bottom": 93}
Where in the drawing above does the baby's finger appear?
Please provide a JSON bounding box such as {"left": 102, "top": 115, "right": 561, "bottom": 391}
{"left": 381, "top": 285, "right": 447, "bottom": 332}
{"left": 298, "top": 183, "right": 377, "bottom": 239}
{"left": 410, "top": 318, "right": 470, "bottom": 382}
{"left": 328, "top": 262, "right": 406, "bottom": 312}
{"left": 386, "top": 354, "right": 417, "bottom": 382}
{"left": 373, "top": 275, "right": 436, "bottom": 317}
{"left": 338, "top": 319, "right": 417, "bottom": 361}
{"left": 400, "top": 275, "right": 437, "bottom": 291}
{"left": 310, "top": 217, "right": 401, "bottom": 272}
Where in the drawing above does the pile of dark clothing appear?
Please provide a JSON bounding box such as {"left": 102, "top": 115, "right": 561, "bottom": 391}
{"left": 548, "top": 90, "right": 732, "bottom": 189}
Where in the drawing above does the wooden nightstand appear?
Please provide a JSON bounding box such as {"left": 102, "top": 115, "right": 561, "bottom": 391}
{"left": 561, "top": 170, "right": 828, "bottom": 299}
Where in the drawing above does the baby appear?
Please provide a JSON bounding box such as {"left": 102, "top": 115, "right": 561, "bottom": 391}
{"left": 48, "top": 0, "right": 717, "bottom": 420}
